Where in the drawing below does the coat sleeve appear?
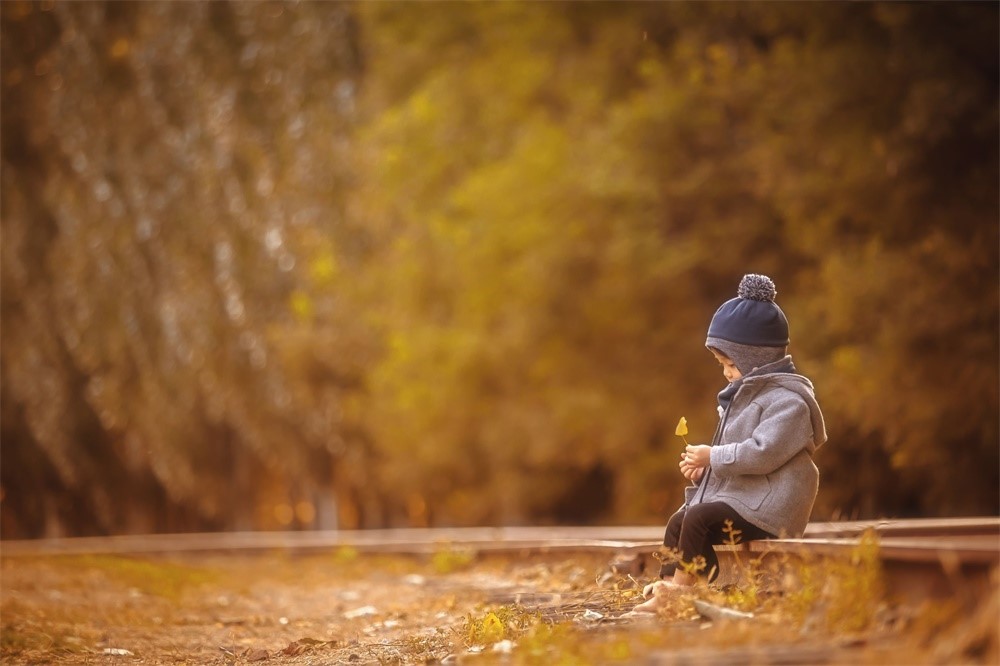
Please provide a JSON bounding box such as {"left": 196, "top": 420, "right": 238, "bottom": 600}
{"left": 708, "top": 393, "right": 814, "bottom": 477}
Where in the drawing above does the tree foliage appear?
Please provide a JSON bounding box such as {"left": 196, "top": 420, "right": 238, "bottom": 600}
{"left": 1, "top": 1, "right": 368, "bottom": 535}
{"left": 1, "top": 1, "right": 996, "bottom": 536}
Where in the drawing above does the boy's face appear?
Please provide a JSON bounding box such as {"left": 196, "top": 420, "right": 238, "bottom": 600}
{"left": 710, "top": 349, "right": 742, "bottom": 383}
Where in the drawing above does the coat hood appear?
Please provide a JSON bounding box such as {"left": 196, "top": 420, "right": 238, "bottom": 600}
{"left": 741, "top": 360, "right": 827, "bottom": 451}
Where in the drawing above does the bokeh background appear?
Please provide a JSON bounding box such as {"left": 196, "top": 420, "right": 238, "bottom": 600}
{"left": 2, "top": 2, "right": 997, "bottom": 538}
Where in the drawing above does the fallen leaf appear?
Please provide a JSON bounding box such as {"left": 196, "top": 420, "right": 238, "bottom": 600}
{"left": 492, "top": 639, "right": 514, "bottom": 653}
{"left": 282, "top": 637, "right": 335, "bottom": 656}
{"left": 296, "top": 638, "right": 327, "bottom": 645}
{"left": 282, "top": 644, "right": 305, "bottom": 657}
{"left": 246, "top": 647, "right": 269, "bottom": 662}
{"left": 344, "top": 605, "right": 378, "bottom": 619}
{"left": 693, "top": 599, "right": 754, "bottom": 621}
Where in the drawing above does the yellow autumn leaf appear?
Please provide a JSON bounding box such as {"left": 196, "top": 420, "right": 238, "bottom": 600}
{"left": 289, "top": 290, "right": 314, "bottom": 321}
{"left": 675, "top": 417, "right": 688, "bottom": 437}
{"left": 309, "top": 253, "right": 338, "bottom": 284}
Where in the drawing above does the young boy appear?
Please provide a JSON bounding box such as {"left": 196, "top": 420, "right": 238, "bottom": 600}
{"left": 633, "top": 273, "right": 826, "bottom": 613}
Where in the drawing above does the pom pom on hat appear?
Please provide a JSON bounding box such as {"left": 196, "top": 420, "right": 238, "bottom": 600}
{"left": 737, "top": 274, "right": 777, "bottom": 303}
{"left": 706, "top": 273, "right": 789, "bottom": 347}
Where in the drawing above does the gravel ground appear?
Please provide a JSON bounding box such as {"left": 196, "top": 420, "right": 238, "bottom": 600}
{"left": 1, "top": 548, "right": 994, "bottom": 664}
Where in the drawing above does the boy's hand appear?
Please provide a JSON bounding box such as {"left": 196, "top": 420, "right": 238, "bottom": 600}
{"left": 678, "top": 456, "right": 704, "bottom": 481}
{"left": 677, "top": 447, "right": 709, "bottom": 483}
{"left": 684, "top": 444, "right": 712, "bottom": 468}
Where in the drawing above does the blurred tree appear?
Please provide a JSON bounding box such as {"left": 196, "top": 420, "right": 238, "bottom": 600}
{"left": 1, "top": 1, "right": 995, "bottom": 536}
{"left": 1, "top": 1, "right": 369, "bottom": 536}
{"left": 352, "top": 1, "right": 998, "bottom": 525}
{"left": 353, "top": 3, "right": 716, "bottom": 525}
{"left": 725, "top": 3, "right": 1000, "bottom": 518}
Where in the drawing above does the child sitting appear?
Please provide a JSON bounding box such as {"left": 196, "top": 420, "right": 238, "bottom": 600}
{"left": 634, "top": 273, "right": 827, "bottom": 612}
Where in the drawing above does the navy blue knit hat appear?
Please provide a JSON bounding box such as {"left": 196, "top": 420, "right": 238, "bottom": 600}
{"left": 706, "top": 274, "right": 789, "bottom": 347}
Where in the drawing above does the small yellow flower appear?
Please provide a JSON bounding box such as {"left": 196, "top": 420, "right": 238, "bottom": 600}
{"left": 480, "top": 612, "right": 504, "bottom": 643}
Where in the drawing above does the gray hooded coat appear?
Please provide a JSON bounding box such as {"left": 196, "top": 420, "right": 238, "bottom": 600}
{"left": 684, "top": 358, "right": 827, "bottom": 538}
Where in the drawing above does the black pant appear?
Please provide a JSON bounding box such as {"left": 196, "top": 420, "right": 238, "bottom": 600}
{"left": 658, "top": 501, "right": 774, "bottom": 582}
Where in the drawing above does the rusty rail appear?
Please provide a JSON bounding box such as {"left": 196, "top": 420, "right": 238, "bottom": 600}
{"left": 1, "top": 518, "right": 996, "bottom": 558}
{"left": 2, "top": 518, "right": 996, "bottom": 605}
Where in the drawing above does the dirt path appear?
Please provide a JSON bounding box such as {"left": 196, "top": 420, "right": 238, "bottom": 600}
{"left": 2, "top": 550, "right": 634, "bottom": 664}
{"left": 1, "top": 548, "right": 994, "bottom": 664}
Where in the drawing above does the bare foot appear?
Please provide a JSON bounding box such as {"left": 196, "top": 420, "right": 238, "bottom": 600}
{"left": 629, "top": 595, "right": 663, "bottom": 614}
{"left": 630, "top": 580, "right": 681, "bottom": 614}
{"left": 641, "top": 580, "right": 676, "bottom": 599}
